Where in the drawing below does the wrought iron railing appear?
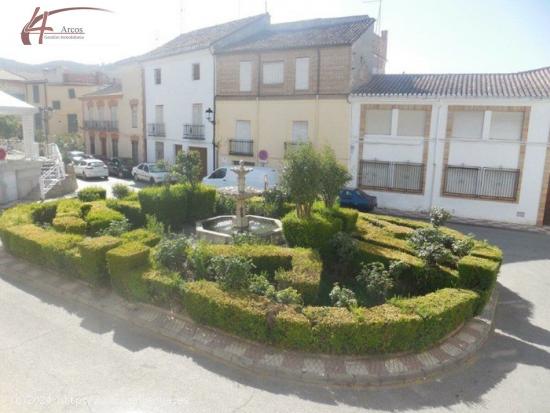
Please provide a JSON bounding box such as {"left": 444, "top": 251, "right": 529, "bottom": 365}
{"left": 83, "top": 120, "right": 119, "bottom": 131}
{"left": 148, "top": 123, "right": 166, "bottom": 137}
{"left": 183, "top": 124, "right": 205, "bottom": 140}
{"left": 229, "top": 139, "right": 253, "bottom": 156}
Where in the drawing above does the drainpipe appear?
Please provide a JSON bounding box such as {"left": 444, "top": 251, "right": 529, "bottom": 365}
{"left": 212, "top": 48, "right": 217, "bottom": 171}
{"left": 428, "top": 101, "right": 442, "bottom": 211}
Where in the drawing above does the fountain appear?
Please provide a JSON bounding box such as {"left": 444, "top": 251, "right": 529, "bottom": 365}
{"left": 196, "top": 160, "right": 283, "bottom": 244}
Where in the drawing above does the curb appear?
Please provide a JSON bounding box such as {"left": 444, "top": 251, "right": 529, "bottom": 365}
{"left": 0, "top": 247, "right": 497, "bottom": 387}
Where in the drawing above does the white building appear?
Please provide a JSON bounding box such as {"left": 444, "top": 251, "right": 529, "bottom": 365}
{"left": 349, "top": 67, "right": 550, "bottom": 226}
{"left": 140, "top": 14, "right": 269, "bottom": 176}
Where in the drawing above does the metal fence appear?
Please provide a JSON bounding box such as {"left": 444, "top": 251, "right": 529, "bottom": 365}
{"left": 229, "top": 139, "right": 253, "bottom": 156}
{"left": 443, "top": 165, "right": 519, "bottom": 201}
{"left": 183, "top": 124, "right": 205, "bottom": 139}
{"left": 147, "top": 123, "right": 166, "bottom": 137}
{"left": 359, "top": 160, "right": 424, "bottom": 193}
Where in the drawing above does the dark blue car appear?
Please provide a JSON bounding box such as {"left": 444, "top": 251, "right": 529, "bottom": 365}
{"left": 339, "top": 188, "right": 377, "bottom": 212}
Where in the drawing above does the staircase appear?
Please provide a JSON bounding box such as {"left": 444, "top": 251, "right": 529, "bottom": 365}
{"left": 38, "top": 143, "right": 66, "bottom": 200}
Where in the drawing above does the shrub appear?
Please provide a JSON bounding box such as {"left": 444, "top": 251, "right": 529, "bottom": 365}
{"left": 183, "top": 280, "right": 270, "bottom": 342}
{"left": 141, "top": 268, "right": 183, "bottom": 305}
{"left": 0, "top": 204, "right": 34, "bottom": 231}
{"left": 214, "top": 193, "right": 235, "bottom": 215}
{"left": 78, "top": 236, "right": 122, "bottom": 283}
{"left": 31, "top": 202, "right": 58, "bottom": 225}
{"left": 282, "top": 210, "right": 341, "bottom": 253}
{"left": 319, "top": 146, "right": 351, "bottom": 208}
{"left": 329, "top": 283, "right": 357, "bottom": 309}
{"left": 112, "top": 184, "right": 131, "bottom": 199}
{"left": 408, "top": 227, "right": 456, "bottom": 267}
{"left": 171, "top": 150, "right": 202, "bottom": 188}
{"left": 106, "top": 199, "right": 145, "bottom": 227}
{"left": 430, "top": 207, "right": 451, "bottom": 227}
{"left": 145, "top": 214, "right": 166, "bottom": 236}
{"left": 248, "top": 274, "right": 272, "bottom": 296}
{"left": 84, "top": 203, "right": 125, "bottom": 235}
{"left": 98, "top": 218, "right": 131, "bottom": 237}
{"left": 326, "top": 232, "right": 358, "bottom": 272}
{"left": 209, "top": 255, "right": 255, "bottom": 291}
{"left": 52, "top": 215, "right": 87, "bottom": 234}
{"left": 107, "top": 242, "right": 150, "bottom": 275}
{"left": 272, "top": 287, "right": 302, "bottom": 305}
{"left": 120, "top": 229, "right": 161, "bottom": 247}
{"left": 452, "top": 236, "right": 475, "bottom": 257}
{"left": 77, "top": 186, "right": 106, "bottom": 202}
{"left": 457, "top": 255, "right": 500, "bottom": 312}
{"left": 315, "top": 205, "right": 358, "bottom": 233}
{"left": 57, "top": 198, "right": 85, "bottom": 218}
{"left": 153, "top": 234, "right": 190, "bottom": 273}
{"left": 356, "top": 262, "right": 395, "bottom": 305}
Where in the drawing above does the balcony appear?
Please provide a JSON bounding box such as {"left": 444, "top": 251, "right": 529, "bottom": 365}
{"left": 83, "top": 120, "right": 119, "bottom": 132}
{"left": 183, "top": 124, "right": 205, "bottom": 140}
{"left": 284, "top": 141, "right": 308, "bottom": 154}
{"left": 229, "top": 139, "right": 253, "bottom": 156}
{"left": 148, "top": 123, "right": 166, "bottom": 137}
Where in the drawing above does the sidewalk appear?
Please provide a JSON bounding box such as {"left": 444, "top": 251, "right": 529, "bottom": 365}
{"left": 0, "top": 242, "right": 497, "bottom": 387}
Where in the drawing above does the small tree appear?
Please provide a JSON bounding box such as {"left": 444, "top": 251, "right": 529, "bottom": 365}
{"left": 171, "top": 150, "right": 202, "bottom": 188}
{"left": 319, "top": 147, "right": 351, "bottom": 208}
{"left": 0, "top": 115, "right": 22, "bottom": 139}
{"left": 281, "top": 144, "right": 321, "bottom": 218}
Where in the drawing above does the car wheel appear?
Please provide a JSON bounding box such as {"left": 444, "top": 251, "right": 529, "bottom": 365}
{"left": 149, "top": 177, "right": 155, "bottom": 185}
{"left": 133, "top": 174, "right": 138, "bottom": 182}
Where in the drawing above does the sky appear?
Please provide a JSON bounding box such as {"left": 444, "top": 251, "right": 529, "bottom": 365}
{"left": 1, "top": 0, "right": 549, "bottom": 73}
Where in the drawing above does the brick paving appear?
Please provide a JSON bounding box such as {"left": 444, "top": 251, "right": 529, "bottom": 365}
{"left": 0, "top": 242, "right": 497, "bottom": 387}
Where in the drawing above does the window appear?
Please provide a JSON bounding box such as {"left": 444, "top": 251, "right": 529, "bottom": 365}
{"left": 131, "top": 141, "right": 139, "bottom": 163}
{"left": 239, "top": 61, "right": 252, "bottom": 92}
{"left": 155, "top": 105, "right": 164, "bottom": 123}
{"left": 100, "top": 137, "right": 107, "bottom": 156}
{"left": 359, "top": 160, "right": 424, "bottom": 193}
{"left": 209, "top": 168, "right": 227, "bottom": 179}
{"left": 32, "top": 85, "right": 40, "bottom": 103}
{"left": 34, "top": 113, "right": 43, "bottom": 130}
{"left": 111, "top": 138, "right": 119, "bottom": 158}
{"left": 262, "top": 61, "right": 284, "bottom": 85}
{"left": 97, "top": 106, "right": 105, "bottom": 121}
{"left": 154, "top": 68, "right": 162, "bottom": 85}
{"left": 52, "top": 100, "right": 61, "bottom": 110}
{"left": 490, "top": 111, "right": 523, "bottom": 140}
{"left": 192, "top": 63, "right": 200, "bottom": 80}
{"left": 89, "top": 135, "right": 96, "bottom": 154}
{"left": 68, "top": 88, "right": 76, "bottom": 99}
{"left": 397, "top": 110, "right": 426, "bottom": 136}
{"left": 443, "top": 166, "right": 519, "bottom": 201}
{"left": 192, "top": 103, "right": 203, "bottom": 125}
{"left": 235, "top": 120, "right": 251, "bottom": 140}
{"left": 67, "top": 114, "right": 78, "bottom": 133}
{"left": 452, "top": 111, "right": 484, "bottom": 139}
{"left": 365, "top": 109, "right": 392, "bottom": 135}
{"left": 291, "top": 121, "right": 308, "bottom": 143}
{"left": 155, "top": 141, "right": 164, "bottom": 161}
{"left": 295, "top": 57, "right": 309, "bottom": 90}
{"left": 131, "top": 106, "right": 138, "bottom": 128}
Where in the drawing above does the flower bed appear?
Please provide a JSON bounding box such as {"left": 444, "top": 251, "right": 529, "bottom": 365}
{"left": 0, "top": 194, "right": 502, "bottom": 355}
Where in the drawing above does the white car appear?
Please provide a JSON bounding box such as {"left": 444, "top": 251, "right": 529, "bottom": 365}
{"left": 132, "top": 163, "right": 171, "bottom": 184}
{"left": 202, "top": 166, "right": 279, "bottom": 190}
{"left": 74, "top": 159, "right": 109, "bottom": 179}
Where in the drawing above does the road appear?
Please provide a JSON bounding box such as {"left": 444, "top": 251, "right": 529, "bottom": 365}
{"left": 0, "top": 225, "right": 549, "bottom": 412}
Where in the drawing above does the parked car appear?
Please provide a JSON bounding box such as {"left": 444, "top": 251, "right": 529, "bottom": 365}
{"left": 132, "top": 163, "right": 172, "bottom": 184}
{"left": 202, "top": 166, "right": 279, "bottom": 190}
{"left": 107, "top": 158, "right": 135, "bottom": 178}
{"left": 73, "top": 159, "right": 109, "bottom": 179}
{"left": 339, "top": 188, "right": 377, "bottom": 212}
{"left": 66, "top": 151, "right": 93, "bottom": 164}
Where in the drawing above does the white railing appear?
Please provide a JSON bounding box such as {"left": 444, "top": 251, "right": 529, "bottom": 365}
{"left": 38, "top": 143, "right": 66, "bottom": 199}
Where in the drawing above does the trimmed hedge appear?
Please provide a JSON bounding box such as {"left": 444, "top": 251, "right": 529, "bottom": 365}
{"left": 355, "top": 218, "right": 415, "bottom": 254}
{"left": 107, "top": 242, "right": 151, "bottom": 298}
{"left": 457, "top": 255, "right": 500, "bottom": 312}
{"left": 105, "top": 199, "right": 145, "bottom": 227}
{"left": 84, "top": 203, "right": 125, "bottom": 235}
{"left": 138, "top": 183, "right": 216, "bottom": 230}
{"left": 120, "top": 229, "right": 161, "bottom": 247}
{"left": 53, "top": 215, "right": 87, "bottom": 234}
{"left": 282, "top": 210, "right": 342, "bottom": 253}
{"left": 78, "top": 236, "right": 122, "bottom": 283}
{"left": 315, "top": 206, "right": 358, "bottom": 233}
{"left": 77, "top": 186, "right": 106, "bottom": 202}
{"left": 31, "top": 201, "right": 58, "bottom": 225}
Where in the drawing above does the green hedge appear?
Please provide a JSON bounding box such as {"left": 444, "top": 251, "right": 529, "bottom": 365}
{"left": 0, "top": 224, "right": 81, "bottom": 274}
{"left": 84, "top": 203, "right": 125, "bottom": 235}
{"left": 191, "top": 244, "right": 322, "bottom": 304}
{"left": 105, "top": 199, "right": 145, "bottom": 227}
{"left": 0, "top": 204, "right": 34, "bottom": 230}
{"left": 78, "top": 236, "right": 122, "bottom": 283}
{"left": 120, "top": 229, "right": 161, "bottom": 247}
{"left": 315, "top": 206, "right": 358, "bottom": 233}
{"left": 31, "top": 201, "right": 58, "bottom": 225}
{"left": 355, "top": 218, "right": 415, "bottom": 254}
{"left": 52, "top": 215, "right": 87, "bottom": 234}
{"left": 138, "top": 183, "right": 216, "bottom": 230}
{"left": 183, "top": 280, "right": 271, "bottom": 342}
{"left": 107, "top": 242, "right": 151, "bottom": 298}
{"left": 77, "top": 186, "right": 106, "bottom": 202}
{"left": 282, "top": 210, "right": 342, "bottom": 253}
{"left": 457, "top": 255, "right": 500, "bottom": 312}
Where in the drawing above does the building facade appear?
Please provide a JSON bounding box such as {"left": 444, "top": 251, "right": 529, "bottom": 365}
{"left": 141, "top": 14, "right": 269, "bottom": 176}
{"left": 214, "top": 16, "right": 387, "bottom": 169}
{"left": 349, "top": 68, "right": 550, "bottom": 226}
{"left": 0, "top": 69, "right": 27, "bottom": 101}
{"left": 81, "top": 64, "right": 145, "bottom": 163}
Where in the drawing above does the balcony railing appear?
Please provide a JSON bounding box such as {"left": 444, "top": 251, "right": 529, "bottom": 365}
{"left": 148, "top": 123, "right": 166, "bottom": 137}
{"left": 183, "top": 124, "right": 205, "bottom": 140}
{"left": 229, "top": 139, "right": 254, "bottom": 156}
{"left": 83, "top": 120, "right": 119, "bottom": 132}
{"left": 284, "top": 141, "right": 308, "bottom": 154}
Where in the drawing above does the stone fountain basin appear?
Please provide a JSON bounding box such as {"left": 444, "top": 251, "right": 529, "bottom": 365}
{"left": 196, "top": 215, "right": 284, "bottom": 244}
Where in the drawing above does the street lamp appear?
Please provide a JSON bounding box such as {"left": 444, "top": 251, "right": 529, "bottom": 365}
{"left": 205, "top": 107, "right": 214, "bottom": 124}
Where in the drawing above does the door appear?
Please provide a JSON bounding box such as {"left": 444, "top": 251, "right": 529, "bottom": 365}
{"left": 192, "top": 104, "right": 203, "bottom": 125}
{"left": 175, "top": 144, "right": 183, "bottom": 158}
{"left": 544, "top": 178, "right": 550, "bottom": 226}
{"left": 189, "top": 146, "right": 208, "bottom": 178}
{"left": 131, "top": 141, "right": 139, "bottom": 164}
{"left": 155, "top": 105, "right": 164, "bottom": 123}
{"left": 100, "top": 137, "right": 107, "bottom": 157}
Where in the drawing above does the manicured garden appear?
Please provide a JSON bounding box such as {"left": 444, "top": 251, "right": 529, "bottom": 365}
{"left": 0, "top": 147, "right": 502, "bottom": 355}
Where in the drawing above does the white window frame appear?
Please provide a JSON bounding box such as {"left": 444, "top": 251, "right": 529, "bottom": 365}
{"left": 295, "top": 57, "right": 309, "bottom": 90}
{"left": 262, "top": 61, "right": 284, "bottom": 85}
{"left": 239, "top": 61, "right": 252, "bottom": 92}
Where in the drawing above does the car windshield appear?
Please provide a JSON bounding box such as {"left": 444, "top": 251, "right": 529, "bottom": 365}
{"left": 89, "top": 161, "right": 104, "bottom": 167}
{"left": 149, "top": 165, "right": 166, "bottom": 173}
{"left": 356, "top": 189, "right": 370, "bottom": 198}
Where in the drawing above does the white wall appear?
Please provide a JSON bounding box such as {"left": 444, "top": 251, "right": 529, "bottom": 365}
{"left": 143, "top": 49, "right": 214, "bottom": 173}
{"left": 350, "top": 97, "right": 550, "bottom": 225}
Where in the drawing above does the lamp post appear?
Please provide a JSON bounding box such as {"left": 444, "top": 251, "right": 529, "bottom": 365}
{"left": 205, "top": 107, "right": 217, "bottom": 170}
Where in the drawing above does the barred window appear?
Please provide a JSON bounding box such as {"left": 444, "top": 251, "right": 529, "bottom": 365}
{"left": 359, "top": 160, "right": 424, "bottom": 193}
{"left": 443, "top": 166, "right": 519, "bottom": 201}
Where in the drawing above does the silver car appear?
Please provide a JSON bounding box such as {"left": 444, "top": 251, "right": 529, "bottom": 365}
{"left": 74, "top": 159, "right": 109, "bottom": 179}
